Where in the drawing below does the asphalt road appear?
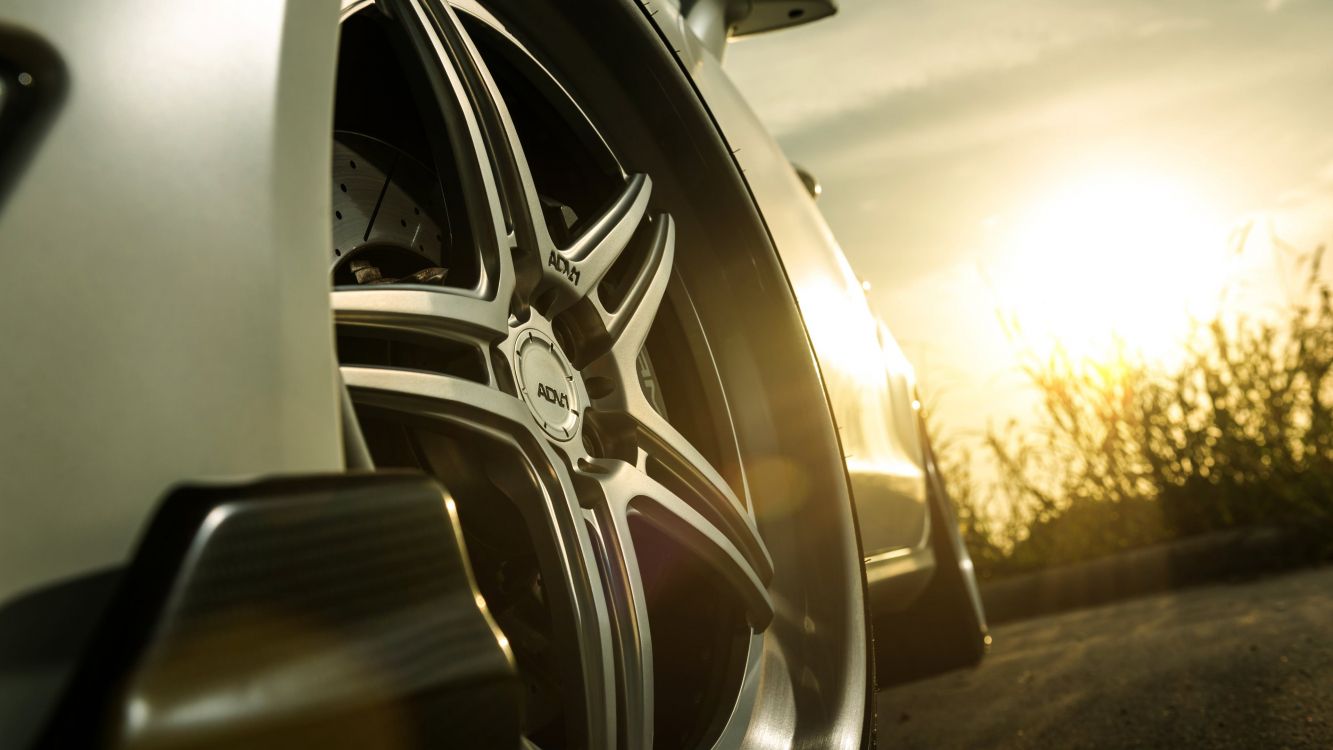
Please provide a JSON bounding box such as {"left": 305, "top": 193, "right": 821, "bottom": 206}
{"left": 876, "top": 565, "right": 1333, "bottom": 749}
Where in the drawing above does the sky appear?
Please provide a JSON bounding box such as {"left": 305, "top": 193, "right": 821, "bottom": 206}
{"left": 725, "top": 0, "right": 1333, "bottom": 447}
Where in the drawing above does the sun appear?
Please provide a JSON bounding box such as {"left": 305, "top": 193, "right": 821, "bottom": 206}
{"left": 987, "top": 170, "right": 1231, "bottom": 362}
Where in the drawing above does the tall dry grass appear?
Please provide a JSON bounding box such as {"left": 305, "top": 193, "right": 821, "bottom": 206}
{"left": 940, "top": 243, "right": 1333, "bottom": 580}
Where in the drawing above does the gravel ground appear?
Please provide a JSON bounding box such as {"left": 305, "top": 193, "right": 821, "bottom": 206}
{"left": 877, "top": 565, "right": 1333, "bottom": 749}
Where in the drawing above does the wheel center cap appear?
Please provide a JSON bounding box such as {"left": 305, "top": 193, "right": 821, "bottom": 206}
{"left": 514, "top": 329, "right": 580, "bottom": 441}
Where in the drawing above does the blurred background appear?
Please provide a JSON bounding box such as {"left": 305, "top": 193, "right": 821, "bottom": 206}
{"left": 728, "top": 0, "right": 1333, "bottom": 582}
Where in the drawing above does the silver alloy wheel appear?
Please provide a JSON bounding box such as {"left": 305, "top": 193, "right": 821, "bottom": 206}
{"left": 339, "top": 181, "right": 772, "bottom": 746}
{"left": 331, "top": 2, "right": 870, "bottom": 747}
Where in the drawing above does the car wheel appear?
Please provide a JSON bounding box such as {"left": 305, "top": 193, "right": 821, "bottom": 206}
{"left": 327, "top": 1, "right": 873, "bottom": 747}
{"left": 873, "top": 435, "right": 989, "bottom": 686}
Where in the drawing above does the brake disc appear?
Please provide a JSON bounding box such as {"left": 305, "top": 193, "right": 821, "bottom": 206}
{"left": 331, "top": 131, "right": 451, "bottom": 284}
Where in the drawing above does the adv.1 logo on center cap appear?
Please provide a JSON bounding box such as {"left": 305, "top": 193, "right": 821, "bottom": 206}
{"left": 514, "top": 328, "right": 581, "bottom": 441}
{"left": 536, "top": 382, "right": 571, "bottom": 410}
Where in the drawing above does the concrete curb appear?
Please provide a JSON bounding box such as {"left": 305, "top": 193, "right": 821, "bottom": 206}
{"left": 978, "top": 526, "right": 1319, "bottom": 625}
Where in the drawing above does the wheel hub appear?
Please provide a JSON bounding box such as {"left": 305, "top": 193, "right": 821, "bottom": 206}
{"left": 513, "top": 328, "right": 581, "bottom": 442}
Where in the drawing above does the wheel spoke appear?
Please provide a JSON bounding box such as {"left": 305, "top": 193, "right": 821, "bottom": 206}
{"left": 343, "top": 365, "right": 529, "bottom": 437}
{"left": 574, "top": 455, "right": 777, "bottom": 749}
{"left": 581, "top": 497, "right": 654, "bottom": 750}
{"left": 596, "top": 212, "right": 673, "bottom": 355}
{"left": 631, "top": 402, "right": 774, "bottom": 585}
{"left": 581, "top": 459, "right": 775, "bottom": 630}
{"left": 453, "top": 35, "right": 652, "bottom": 322}
{"left": 571, "top": 203, "right": 770, "bottom": 586}
{"left": 585, "top": 385, "right": 774, "bottom": 586}
{"left": 539, "top": 174, "right": 653, "bottom": 314}
{"left": 568, "top": 174, "right": 652, "bottom": 272}
{"left": 333, "top": 286, "right": 511, "bottom": 345}
{"left": 569, "top": 212, "right": 674, "bottom": 370}
{"left": 341, "top": 366, "right": 616, "bottom": 748}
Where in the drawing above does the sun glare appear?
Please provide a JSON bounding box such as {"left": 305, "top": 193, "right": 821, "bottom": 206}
{"left": 797, "top": 280, "right": 885, "bottom": 388}
{"left": 988, "top": 171, "right": 1231, "bottom": 362}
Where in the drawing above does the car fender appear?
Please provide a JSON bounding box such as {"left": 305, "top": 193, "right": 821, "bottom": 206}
{"left": 0, "top": 0, "right": 345, "bottom": 608}
{"left": 642, "top": 2, "right": 932, "bottom": 559}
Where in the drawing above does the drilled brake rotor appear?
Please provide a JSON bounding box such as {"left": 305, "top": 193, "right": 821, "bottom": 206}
{"left": 331, "top": 131, "right": 451, "bottom": 285}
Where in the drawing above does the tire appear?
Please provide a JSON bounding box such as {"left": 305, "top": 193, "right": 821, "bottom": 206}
{"left": 873, "top": 436, "right": 989, "bottom": 686}
{"left": 329, "top": 2, "right": 874, "bottom": 747}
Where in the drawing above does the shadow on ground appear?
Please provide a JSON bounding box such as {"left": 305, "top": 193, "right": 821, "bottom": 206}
{"left": 877, "top": 565, "right": 1333, "bottom": 749}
